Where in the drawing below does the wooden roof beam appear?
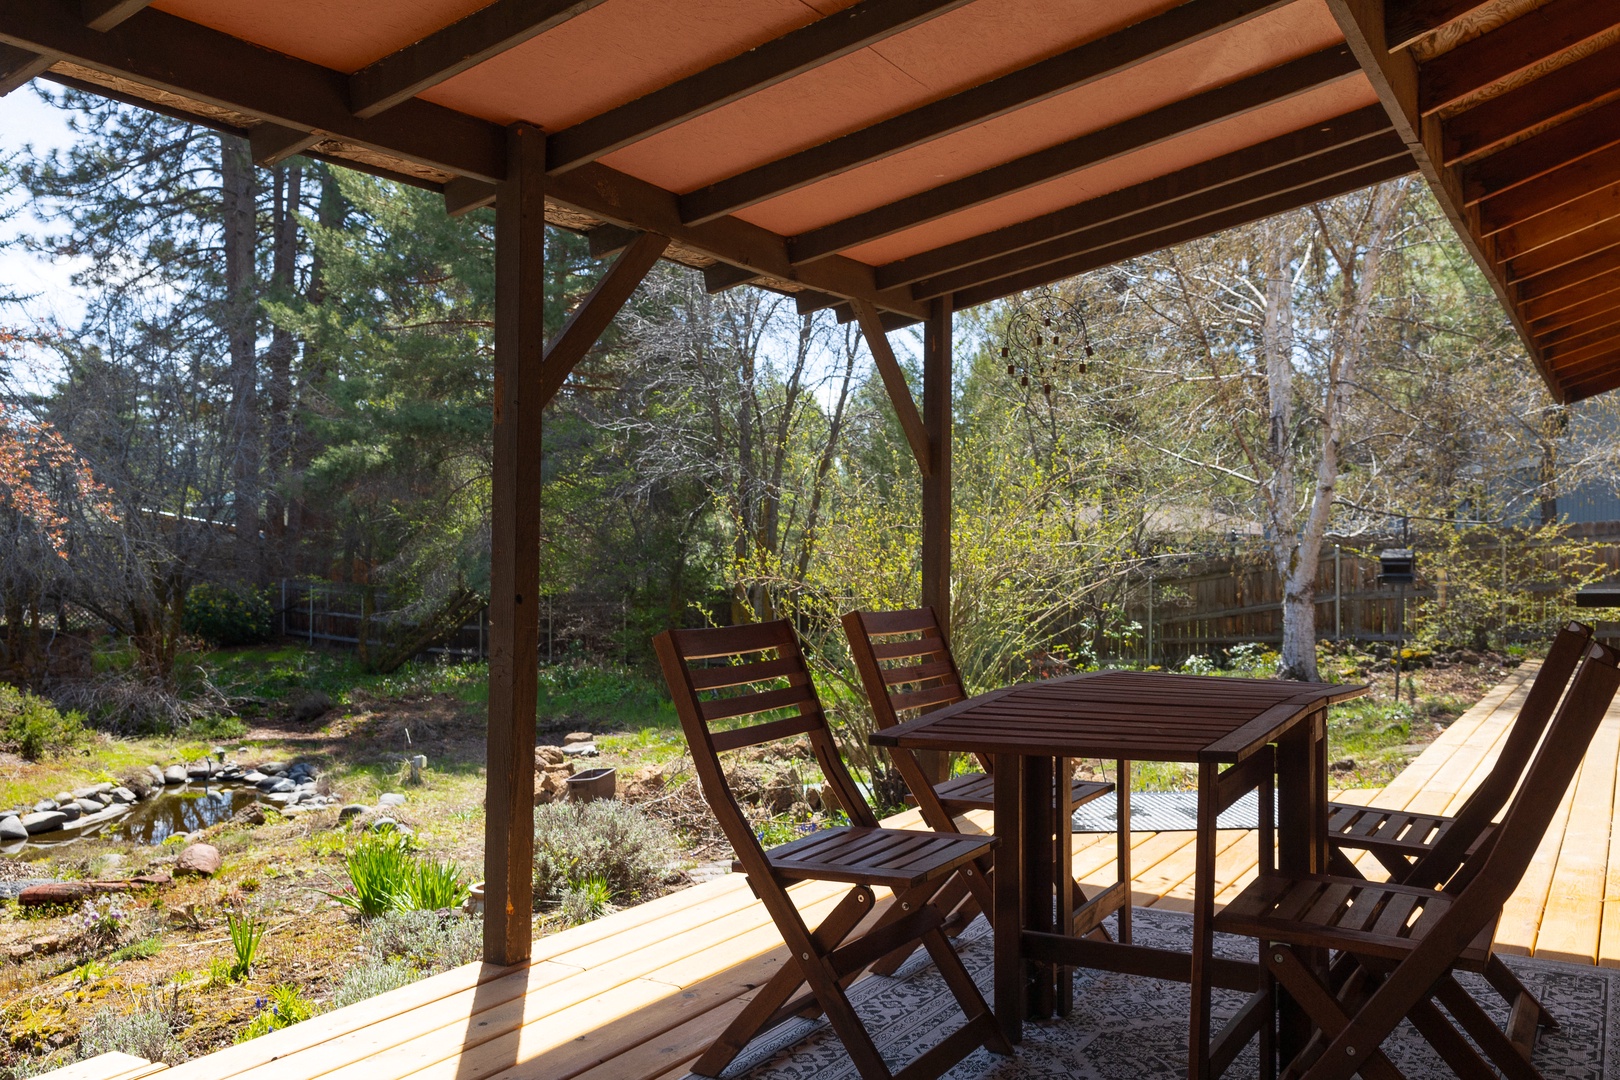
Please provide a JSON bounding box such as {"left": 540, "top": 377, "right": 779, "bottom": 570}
{"left": 788, "top": 44, "right": 1361, "bottom": 266}
{"left": 1539, "top": 306, "right": 1620, "bottom": 348}
{"left": 1493, "top": 183, "right": 1620, "bottom": 264}
{"left": 1544, "top": 339, "right": 1620, "bottom": 384}
{"left": 0, "top": 1, "right": 924, "bottom": 320}
{"left": 1479, "top": 142, "right": 1620, "bottom": 237}
{"left": 0, "top": 41, "right": 48, "bottom": 95}
{"left": 701, "top": 262, "right": 762, "bottom": 294}
{"left": 82, "top": 0, "right": 151, "bottom": 32}
{"left": 1504, "top": 216, "right": 1620, "bottom": 285}
{"left": 1326, "top": 0, "right": 1557, "bottom": 398}
{"left": 910, "top": 131, "right": 1409, "bottom": 300}
{"left": 1418, "top": 0, "right": 1620, "bottom": 117}
{"left": 348, "top": 0, "right": 609, "bottom": 120}
{"left": 677, "top": 0, "right": 1295, "bottom": 226}
{"left": 545, "top": 0, "right": 977, "bottom": 174}
{"left": 539, "top": 230, "right": 669, "bottom": 406}
{"left": 948, "top": 155, "right": 1410, "bottom": 310}
{"left": 1543, "top": 318, "right": 1620, "bottom": 361}
{"left": 876, "top": 105, "right": 1394, "bottom": 291}
{"left": 1515, "top": 245, "right": 1620, "bottom": 306}
{"left": 1442, "top": 40, "right": 1620, "bottom": 166}
{"left": 248, "top": 122, "right": 320, "bottom": 167}
{"left": 1384, "top": 1, "right": 1492, "bottom": 52}
{"left": 1527, "top": 284, "right": 1620, "bottom": 330}
{"left": 852, "top": 299, "right": 930, "bottom": 477}
{"left": 1462, "top": 96, "right": 1620, "bottom": 205}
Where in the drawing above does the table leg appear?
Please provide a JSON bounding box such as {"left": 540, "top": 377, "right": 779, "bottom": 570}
{"left": 993, "top": 752, "right": 1026, "bottom": 1045}
{"left": 1187, "top": 762, "right": 1218, "bottom": 1080}
{"left": 1056, "top": 755, "right": 1074, "bottom": 1016}
{"left": 1025, "top": 754, "right": 1056, "bottom": 1018}
{"left": 1117, "top": 758, "right": 1132, "bottom": 944}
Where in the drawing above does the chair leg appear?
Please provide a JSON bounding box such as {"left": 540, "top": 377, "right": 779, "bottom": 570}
{"left": 1262, "top": 945, "right": 1406, "bottom": 1080}
{"left": 1433, "top": 974, "right": 1545, "bottom": 1080}
{"left": 693, "top": 884, "right": 874, "bottom": 1077}
{"left": 1486, "top": 953, "right": 1559, "bottom": 1033}
{"left": 871, "top": 880, "right": 957, "bottom": 976}
{"left": 919, "top": 923, "right": 1015, "bottom": 1057}
{"left": 1406, "top": 996, "right": 1499, "bottom": 1077}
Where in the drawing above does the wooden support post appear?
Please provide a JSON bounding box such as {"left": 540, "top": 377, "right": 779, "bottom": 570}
{"left": 852, "top": 298, "right": 930, "bottom": 477}
{"left": 919, "top": 295, "right": 952, "bottom": 785}
{"left": 485, "top": 122, "right": 546, "bottom": 967}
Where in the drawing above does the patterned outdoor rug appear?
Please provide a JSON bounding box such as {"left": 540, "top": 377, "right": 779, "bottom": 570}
{"left": 690, "top": 908, "right": 1618, "bottom": 1080}
{"left": 1070, "top": 790, "right": 1269, "bottom": 833}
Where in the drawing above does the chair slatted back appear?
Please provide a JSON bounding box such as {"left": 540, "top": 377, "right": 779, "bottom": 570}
{"left": 655, "top": 621, "right": 880, "bottom": 880}
{"left": 1407, "top": 620, "right": 1591, "bottom": 888}
{"left": 1406, "top": 641, "right": 1620, "bottom": 987}
{"left": 843, "top": 607, "right": 989, "bottom": 773}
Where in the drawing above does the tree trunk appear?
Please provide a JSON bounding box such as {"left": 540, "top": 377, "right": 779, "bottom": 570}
{"left": 264, "top": 162, "right": 301, "bottom": 576}
{"left": 221, "top": 134, "right": 260, "bottom": 581}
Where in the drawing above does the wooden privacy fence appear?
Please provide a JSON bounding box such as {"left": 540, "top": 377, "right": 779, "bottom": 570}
{"left": 1111, "top": 541, "right": 1620, "bottom": 666}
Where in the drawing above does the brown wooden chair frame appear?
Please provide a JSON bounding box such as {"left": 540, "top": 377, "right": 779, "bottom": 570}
{"left": 1206, "top": 639, "right": 1620, "bottom": 1080}
{"left": 842, "top": 606, "right": 1130, "bottom": 944}
{"left": 655, "top": 619, "right": 1012, "bottom": 1080}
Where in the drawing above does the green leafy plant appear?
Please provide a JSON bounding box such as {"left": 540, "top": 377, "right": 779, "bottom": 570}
{"left": 560, "top": 876, "right": 613, "bottom": 925}
{"left": 332, "top": 833, "right": 416, "bottom": 917}
{"left": 0, "top": 684, "right": 86, "bottom": 760}
{"left": 71, "top": 959, "right": 110, "bottom": 985}
{"left": 331, "top": 958, "right": 418, "bottom": 1008}
{"left": 236, "top": 984, "right": 314, "bottom": 1043}
{"left": 108, "top": 937, "right": 162, "bottom": 963}
{"left": 532, "top": 800, "right": 675, "bottom": 910}
{"left": 205, "top": 958, "right": 235, "bottom": 987}
{"left": 183, "top": 584, "right": 273, "bottom": 647}
{"left": 225, "top": 912, "right": 265, "bottom": 980}
{"left": 399, "top": 858, "right": 469, "bottom": 912}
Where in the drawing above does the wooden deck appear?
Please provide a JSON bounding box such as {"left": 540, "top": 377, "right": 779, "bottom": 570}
{"left": 48, "top": 660, "right": 1620, "bottom": 1080}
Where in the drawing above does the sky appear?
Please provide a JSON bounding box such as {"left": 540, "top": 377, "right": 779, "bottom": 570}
{"left": 1, "top": 85, "right": 89, "bottom": 337}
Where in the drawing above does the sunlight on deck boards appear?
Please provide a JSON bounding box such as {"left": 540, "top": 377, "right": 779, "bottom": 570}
{"left": 44, "top": 659, "right": 1620, "bottom": 1080}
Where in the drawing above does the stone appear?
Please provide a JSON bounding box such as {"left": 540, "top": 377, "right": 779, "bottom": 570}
{"left": 20, "top": 811, "right": 68, "bottom": 835}
{"left": 563, "top": 732, "right": 594, "bottom": 745}
{"left": 242, "top": 770, "right": 268, "bottom": 784}
{"left": 32, "top": 799, "right": 56, "bottom": 813}
{"left": 1329, "top": 758, "right": 1357, "bottom": 773}
{"left": 111, "top": 787, "right": 137, "bottom": 804}
{"left": 56, "top": 803, "right": 80, "bottom": 822}
{"left": 259, "top": 760, "right": 287, "bottom": 775}
{"left": 365, "top": 817, "right": 412, "bottom": 836}
{"left": 174, "top": 843, "right": 222, "bottom": 877}
{"left": 71, "top": 784, "right": 113, "bottom": 800}
{"left": 338, "top": 804, "right": 367, "bottom": 822}
{"left": 163, "top": 765, "right": 187, "bottom": 785}
{"left": 535, "top": 746, "right": 566, "bottom": 766}
{"left": 53, "top": 791, "right": 72, "bottom": 805}
{"left": 534, "top": 769, "right": 568, "bottom": 804}
{"left": 561, "top": 742, "right": 599, "bottom": 758}
{"left": 231, "top": 806, "right": 266, "bottom": 826}
{"left": 266, "top": 778, "right": 296, "bottom": 794}
{"left": 72, "top": 799, "right": 104, "bottom": 816}
{"left": 378, "top": 792, "right": 407, "bottom": 807}
{"left": 0, "top": 817, "right": 27, "bottom": 841}
{"left": 186, "top": 762, "right": 210, "bottom": 779}
{"left": 146, "top": 765, "right": 167, "bottom": 786}
{"left": 289, "top": 691, "right": 334, "bottom": 723}
{"left": 620, "top": 764, "right": 668, "bottom": 802}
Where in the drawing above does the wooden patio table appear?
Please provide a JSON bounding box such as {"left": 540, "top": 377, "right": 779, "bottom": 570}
{"left": 870, "top": 669, "right": 1366, "bottom": 1078}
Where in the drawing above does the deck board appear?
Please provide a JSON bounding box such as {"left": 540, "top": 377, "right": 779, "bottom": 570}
{"left": 127, "top": 659, "right": 1620, "bottom": 1080}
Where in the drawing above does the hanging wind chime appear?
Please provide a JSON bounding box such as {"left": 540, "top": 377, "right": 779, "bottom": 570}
{"left": 1000, "top": 293, "right": 1100, "bottom": 399}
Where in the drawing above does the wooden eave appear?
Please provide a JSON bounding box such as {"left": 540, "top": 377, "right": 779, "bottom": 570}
{"left": 0, "top": 0, "right": 1409, "bottom": 329}
{"left": 1328, "top": 0, "right": 1620, "bottom": 404}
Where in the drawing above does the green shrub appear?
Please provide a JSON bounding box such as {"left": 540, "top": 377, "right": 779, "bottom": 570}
{"left": 331, "top": 958, "right": 418, "bottom": 1008}
{"left": 76, "top": 994, "right": 182, "bottom": 1064}
{"left": 183, "top": 584, "right": 273, "bottom": 648}
{"left": 532, "top": 800, "right": 675, "bottom": 910}
{"left": 364, "top": 909, "right": 480, "bottom": 970}
{"left": 0, "top": 685, "right": 86, "bottom": 760}
{"left": 399, "top": 858, "right": 469, "bottom": 912}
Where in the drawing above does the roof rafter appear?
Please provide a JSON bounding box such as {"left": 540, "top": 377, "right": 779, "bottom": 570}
{"left": 1493, "top": 183, "right": 1620, "bottom": 264}
{"left": 349, "top": 0, "right": 609, "bottom": 120}
{"left": 0, "top": 41, "right": 48, "bottom": 95}
{"left": 545, "top": 0, "right": 978, "bottom": 174}
{"left": 0, "top": 0, "right": 923, "bottom": 319}
{"left": 1384, "top": 0, "right": 1489, "bottom": 52}
{"left": 911, "top": 131, "right": 1409, "bottom": 300}
{"left": 676, "top": 0, "right": 1295, "bottom": 226}
{"left": 877, "top": 105, "right": 1395, "bottom": 292}
{"left": 1418, "top": 0, "right": 1620, "bottom": 116}
{"left": 1479, "top": 142, "right": 1620, "bottom": 236}
{"left": 1461, "top": 94, "right": 1620, "bottom": 204}
{"left": 788, "top": 44, "right": 1361, "bottom": 266}
{"left": 949, "top": 154, "right": 1410, "bottom": 309}
{"left": 1441, "top": 39, "right": 1620, "bottom": 166}
{"left": 81, "top": 0, "right": 151, "bottom": 32}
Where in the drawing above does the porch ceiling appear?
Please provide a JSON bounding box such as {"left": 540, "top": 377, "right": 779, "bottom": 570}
{"left": 0, "top": 0, "right": 1409, "bottom": 330}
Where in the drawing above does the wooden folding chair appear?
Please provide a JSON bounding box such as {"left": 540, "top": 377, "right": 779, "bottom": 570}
{"left": 1325, "top": 620, "right": 1591, "bottom": 890}
{"left": 842, "top": 606, "right": 1129, "bottom": 942}
{"left": 654, "top": 620, "right": 1012, "bottom": 1080}
{"left": 1206, "top": 639, "right": 1620, "bottom": 1080}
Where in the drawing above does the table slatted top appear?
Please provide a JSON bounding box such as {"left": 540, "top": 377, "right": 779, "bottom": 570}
{"left": 870, "top": 670, "right": 1366, "bottom": 763}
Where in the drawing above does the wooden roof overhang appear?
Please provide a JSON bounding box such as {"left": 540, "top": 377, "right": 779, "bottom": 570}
{"left": 0, "top": 0, "right": 1411, "bottom": 332}
{"left": 1334, "top": 0, "right": 1620, "bottom": 404}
